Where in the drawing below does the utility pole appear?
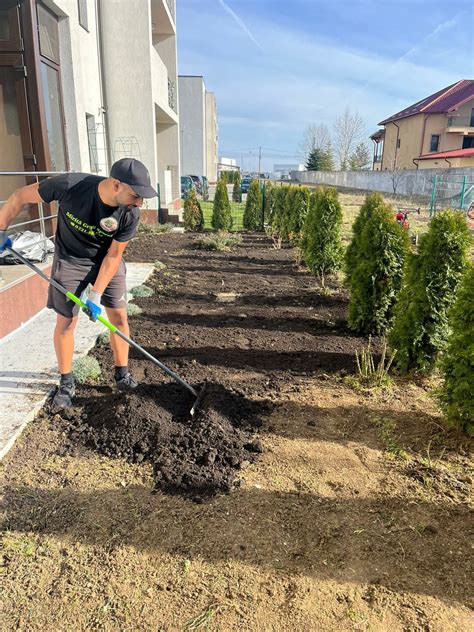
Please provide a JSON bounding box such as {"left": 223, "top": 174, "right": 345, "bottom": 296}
{"left": 258, "top": 146, "right": 262, "bottom": 174}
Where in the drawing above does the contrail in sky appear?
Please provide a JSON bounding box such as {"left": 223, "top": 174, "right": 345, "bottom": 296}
{"left": 217, "top": 0, "right": 264, "bottom": 52}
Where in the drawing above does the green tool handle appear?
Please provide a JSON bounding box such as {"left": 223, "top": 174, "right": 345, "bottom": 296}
{"left": 5, "top": 245, "right": 198, "bottom": 398}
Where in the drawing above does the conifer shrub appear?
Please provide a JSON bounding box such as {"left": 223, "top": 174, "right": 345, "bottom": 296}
{"left": 269, "top": 186, "right": 289, "bottom": 241}
{"left": 345, "top": 192, "right": 387, "bottom": 287}
{"left": 287, "top": 185, "right": 310, "bottom": 246}
{"left": 233, "top": 172, "right": 242, "bottom": 202}
{"left": 127, "top": 303, "right": 143, "bottom": 317}
{"left": 302, "top": 187, "right": 344, "bottom": 287}
{"left": 347, "top": 202, "right": 409, "bottom": 335}
{"left": 243, "top": 179, "right": 262, "bottom": 230}
{"left": 211, "top": 179, "right": 232, "bottom": 231}
{"left": 263, "top": 180, "right": 273, "bottom": 224}
{"left": 389, "top": 210, "right": 471, "bottom": 373}
{"left": 437, "top": 264, "right": 474, "bottom": 435}
{"left": 183, "top": 188, "right": 204, "bottom": 231}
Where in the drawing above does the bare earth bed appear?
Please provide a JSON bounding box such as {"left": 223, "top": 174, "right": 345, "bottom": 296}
{"left": 1, "top": 232, "right": 473, "bottom": 631}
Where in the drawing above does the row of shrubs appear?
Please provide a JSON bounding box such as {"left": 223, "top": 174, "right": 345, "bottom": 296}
{"left": 183, "top": 178, "right": 249, "bottom": 231}
{"left": 266, "top": 185, "right": 472, "bottom": 434}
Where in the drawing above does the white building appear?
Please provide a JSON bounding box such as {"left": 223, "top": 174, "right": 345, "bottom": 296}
{"left": 178, "top": 75, "right": 218, "bottom": 181}
{"left": 0, "top": 0, "right": 181, "bottom": 338}
{"left": 273, "top": 163, "right": 305, "bottom": 177}
{"left": 219, "top": 157, "right": 238, "bottom": 172}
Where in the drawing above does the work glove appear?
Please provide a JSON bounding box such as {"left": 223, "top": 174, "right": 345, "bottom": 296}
{"left": 81, "top": 287, "right": 102, "bottom": 322}
{"left": 0, "top": 230, "right": 12, "bottom": 253}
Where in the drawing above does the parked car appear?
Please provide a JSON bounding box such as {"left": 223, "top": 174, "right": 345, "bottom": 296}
{"left": 188, "top": 175, "right": 202, "bottom": 196}
{"left": 241, "top": 176, "right": 253, "bottom": 193}
{"left": 198, "top": 176, "right": 209, "bottom": 200}
{"left": 181, "top": 175, "right": 195, "bottom": 198}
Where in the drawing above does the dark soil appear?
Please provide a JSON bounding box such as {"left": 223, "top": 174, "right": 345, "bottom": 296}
{"left": 47, "top": 232, "right": 373, "bottom": 498}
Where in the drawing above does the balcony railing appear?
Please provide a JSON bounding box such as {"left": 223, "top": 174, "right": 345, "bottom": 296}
{"left": 168, "top": 78, "right": 177, "bottom": 112}
{"left": 373, "top": 155, "right": 383, "bottom": 163}
{"left": 447, "top": 116, "right": 474, "bottom": 128}
{"left": 165, "top": 0, "right": 175, "bottom": 21}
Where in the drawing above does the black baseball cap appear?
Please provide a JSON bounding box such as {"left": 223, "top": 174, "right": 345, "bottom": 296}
{"left": 110, "top": 158, "right": 157, "bottom": 198}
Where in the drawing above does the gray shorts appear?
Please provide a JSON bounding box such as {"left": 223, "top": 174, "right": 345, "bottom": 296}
{"left": 47, "top": 256, "right": 127, "bottom": 318}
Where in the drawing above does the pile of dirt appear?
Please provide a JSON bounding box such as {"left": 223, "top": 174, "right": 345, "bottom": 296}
{"left": 54, "top": 381, "right": 269, "bottom": 498}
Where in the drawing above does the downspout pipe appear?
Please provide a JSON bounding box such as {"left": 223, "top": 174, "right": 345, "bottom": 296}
{"left": 444, "top": 158, "right": 452, "bottom": 168}
{"left": 393, "top": 121, "right": 400, "bottom": 168}
{"left": 95, "top": 0, "right": 112, "bottom": 170}
{"left": 412, "top": 158, "right": 420, "bottom": 170}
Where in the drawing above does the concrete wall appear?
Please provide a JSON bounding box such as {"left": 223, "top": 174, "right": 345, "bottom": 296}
{"left": 178, "top": 76, "right": 206, "bottom": 176}
{"left": 292, "top": 166, "right": 474, "bottom": 197}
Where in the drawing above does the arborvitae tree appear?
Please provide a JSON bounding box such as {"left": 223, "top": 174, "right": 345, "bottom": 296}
{"left": 269, "top": 186, "right": 289, "bottom": 240}
{"left": 211, "top": 178, "right": 233, "bottom": 231}
{"left": 345, "top": 192, "right": 387, "bottom": 287}
{"left": 438, "top": 264, "right": 474, "bottom": 435}
{"left": 183, "top": 188, "right": 204, "bottom": 231}
{"left": 389, "top": 210, "right": 471, "bottom": 373}
{"left": 302, "top": 188, "right": 344, "bottom": 286}
{"left": 348, "top": 203, "right": 409, "bottom": 335}
{"left": 286, "top": 185, "right": 310, "bottom": 245}
{"left": 349, "top": 143, "right": 372, "bottom": 170}
{"left": 243, "top": 179, "right": 262, "bottom": 230}
{"left": 233, "top": 171, "right": 242, "bottom": 202}
{"left": 263, "top": 180, "right": 273, "bottom": 224}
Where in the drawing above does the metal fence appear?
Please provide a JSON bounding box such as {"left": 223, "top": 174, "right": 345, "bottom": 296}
{"left": 429, "top": 174, "right": 474, "bottom": 216}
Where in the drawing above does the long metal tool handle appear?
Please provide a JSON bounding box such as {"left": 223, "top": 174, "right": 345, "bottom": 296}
{"left": 5, "top": 245, "right": 198, "bottom": 398}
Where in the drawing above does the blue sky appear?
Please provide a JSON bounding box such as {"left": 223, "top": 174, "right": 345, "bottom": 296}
{"left": 176, "top": 0, "right": 474, "bottom": 171}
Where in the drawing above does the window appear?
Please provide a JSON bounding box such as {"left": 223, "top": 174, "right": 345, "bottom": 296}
{"left": 37, "top": 3, "right": 60, "bottom": 64}
{"left": 430, "top": 135, "right": 440, "bottom": 152}
{"left": 86, "top": 113, "right": 99, "bottom": 172}
{"left": 78, "top": 0, "right": 88, "bottom": 31}
{"left": 462, "top": 136, "right": 474, "bottom": 149}
{"left": 397, "top": 138, "right": 401, "bottom": 148}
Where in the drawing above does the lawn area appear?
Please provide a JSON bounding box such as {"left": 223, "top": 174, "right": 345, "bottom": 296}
{"left": 201, "top": 200, "right": 246, "bottom": 231}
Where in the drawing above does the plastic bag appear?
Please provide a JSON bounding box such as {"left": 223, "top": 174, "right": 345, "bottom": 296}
{"left": 0, "top": 231, "right": 55, "bottom": 265}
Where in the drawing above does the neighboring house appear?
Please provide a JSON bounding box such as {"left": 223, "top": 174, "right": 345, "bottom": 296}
{"left": 0, "top": 0, "right": 180, "bottom": 338}
{"left": 178, "top": 76, "right": 218, "bottom": 182}
{"left": 371, "top": 79, "right": 474, "bottom": 171}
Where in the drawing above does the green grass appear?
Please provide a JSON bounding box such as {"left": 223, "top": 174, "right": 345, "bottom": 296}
{"left": 201, "top": 201, "right": 246, "bottom": 231}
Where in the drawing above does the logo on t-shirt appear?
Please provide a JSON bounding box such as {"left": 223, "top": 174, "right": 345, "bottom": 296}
{"left": 100, "top": 216, "right": 119, "bottom": 233}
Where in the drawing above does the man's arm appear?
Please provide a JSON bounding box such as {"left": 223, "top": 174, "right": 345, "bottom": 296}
{"left": 92, "top": 240, "right": 129, "bottom": 295}
{"left": 0, "top": 183, "right": 44, "bottom": 229}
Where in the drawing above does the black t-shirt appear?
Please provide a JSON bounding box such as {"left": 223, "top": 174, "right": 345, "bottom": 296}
{"left": 39, "top": 173, "right": 140, "bottom": 263}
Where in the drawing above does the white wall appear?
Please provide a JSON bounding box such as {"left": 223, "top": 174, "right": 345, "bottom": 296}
{"left": 53, "top": 0, "right": 107, "bottom": 174}
{"left": 205, "top": 91, "right": 218, "bottom": 181}
{"left": 178, "top": 76, "right": 206, "bottom": 176}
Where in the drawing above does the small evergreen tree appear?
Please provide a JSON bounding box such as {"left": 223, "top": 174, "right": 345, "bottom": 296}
{"left": 348, "top": 203, "right": 409, "bottom": 335}
{"left": 321, "top": 141, "right": 335, "bottom": 171}
{"left": 306, "top": 148, "right": 328, "bottom": 171}
{"left": 438, "top": 264, "right": 474, "bottom": 435}
{"left": 263, "top": 180, "right": 273, "bottom": 224}
{"left": 212, "top": 179, "right": 232, "bottom": 231}
{"left": 233, "top": 171, "right": 242, "bottom": 202}
{"left": 349, "top": 143, "right": 372, "bottom": 170}
{"left": 269, "top": 186, "right": 289, "bottom": 240}
{"left": 183, "top": 188, "right": 204, "bottom": 231}
{"left": 243, "top": 179, "right": 262, "bottom": 230}
{"left": 345, "top": 192, "right": 387, "bottom": 286}
{"left": 303, "top": 188, "right": 344, "bottom": 286}
{"left": 286, "top": 185, "right": 310, "bottom": 245}
{"left": 389, "top": 210, "right": 471, "bottom": 373}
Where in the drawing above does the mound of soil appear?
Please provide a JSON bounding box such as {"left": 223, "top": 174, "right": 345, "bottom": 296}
{"left": 55, "top": 381, "right": 269, "bottom": 498}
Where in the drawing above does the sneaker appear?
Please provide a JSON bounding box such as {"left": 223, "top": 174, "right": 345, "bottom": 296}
{"left": 51, "top": 381, "right": 75, "bottom": 411}
{"left": 115, "top": 372, "right": 138, "bottom": 392}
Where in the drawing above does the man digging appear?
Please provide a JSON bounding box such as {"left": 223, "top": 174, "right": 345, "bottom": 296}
{"left": 0, "top": 158, "right": 157, "bottom": 411}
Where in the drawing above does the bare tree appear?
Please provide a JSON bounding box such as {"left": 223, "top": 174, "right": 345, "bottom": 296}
{"left": 298, "top": 123, "right": 331, "bottom": 162}
{"left": 333, "top": 108, "right": 365, "bottom": 170}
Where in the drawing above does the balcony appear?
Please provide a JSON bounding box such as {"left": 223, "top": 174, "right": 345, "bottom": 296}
{"left": 151, "top": 0, "right": 175, "bottom": 36}
{"left": 168, "top": 78, "right": 176, "bottom": 112}
{"left": 373, "top": 155, "right": 382, "bottom": 163}
{"left": 446, "top": 116, "right": 474, "bottom": 132}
